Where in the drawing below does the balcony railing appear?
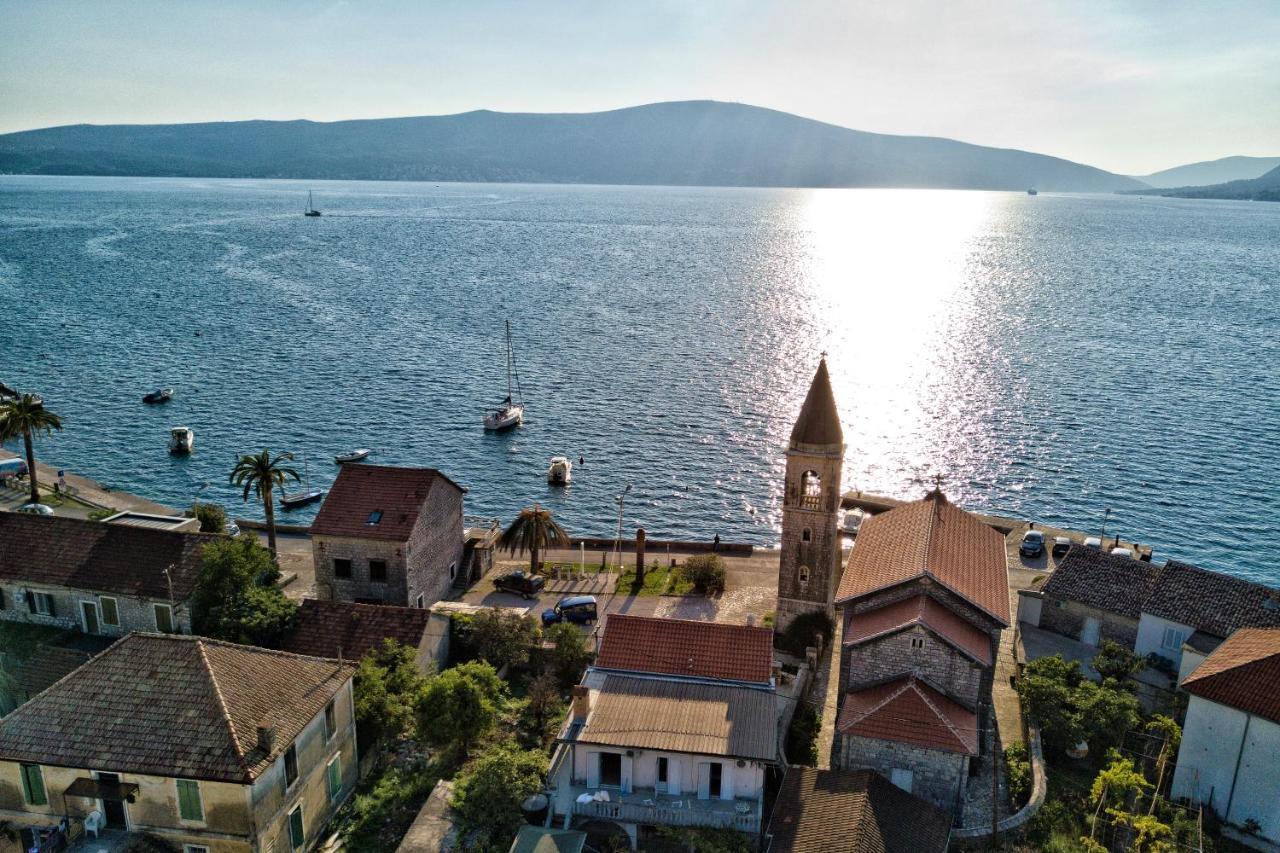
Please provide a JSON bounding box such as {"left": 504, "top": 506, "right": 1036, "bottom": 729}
{"left": 570, "top": 792, "right": 760, "bottom": 832}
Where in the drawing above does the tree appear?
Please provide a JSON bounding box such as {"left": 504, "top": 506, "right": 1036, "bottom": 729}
{"left": 498, "top": 504, "right": 569, "bottom": 575}
{"left": 190, "top": 502, "right": 229, "bottom": 534}
{"left": 1017, "top": 655, "right": 1085, "bottom": 754}
{"left": 458, "top": 608, "right": 540, "bottom": 671}
{"left": 189, "top": 536, "right": 298, "bottom": 646}
{"left": 451, "top": 743, "right": 548, "bottom": 851}
{"left": 0, "top": 393, "right": 62, "bottom": 506}
{"left": 521, "top": 671, "right": 563, "bottom": 747}
{"left": 1092, "top": 640, "right": 1144, "bottom": 682}
{"left": 228, "top": 450, "right": 299, "bottom": 558}
{"left": 544, "top": 621, "right": 591, "bottom": 687}
{"left": 1145, "top": 715, "right": 1182, "bottom": 803}
{"left": 1076, "top": 679, "right": 1141, "bottom": 755}
{"left": 417, "top": 660, "right": 506, "bottom": 762}
{"left": 354, "top": 639, "right": 431, "bottom": 748}
{"left": 682, "top": 554, "right": 726, "bottom": 594}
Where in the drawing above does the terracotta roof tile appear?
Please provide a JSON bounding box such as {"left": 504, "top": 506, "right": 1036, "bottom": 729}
{"left": 0, "top": 634, "right": 355, "bottom": 783}
{"left": 1181, "top": 628, "right": 1280, "bottom": 723}
{"left": 845, "top": 595, "right": 993, "bottom": 666}
{"left": 837, "top": 676, "right": 978, "bottom": 755}
{"left": 0, "top": 513, "right": 213, "bottom": 601}
{"left": 767, "top": 767, "right": 952, "bottom": 853}
{"left": 309, "top": 465, "right": 462, "bottom": 541}
{"left": 790, "top": 358, "right": 843, "bottom": 447}
{"left": 1040, "top": 546, "right": 1162, "bottom": 619}
{"left": 279, "top": 599, "right": 434, "bottom": 660}
{"left": 836, "top": 491, "right": 1010, "bottom": 625}
{"left": 596, "top": 614, "right": 774, "bottom": 684}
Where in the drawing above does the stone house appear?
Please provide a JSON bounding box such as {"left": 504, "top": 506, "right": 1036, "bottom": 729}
{"left": 547, "top": 615, "right": 781, "bottom": 847}
{"left": 0, "top": 513, "right": 213, "bottom": 637}
{"left": 278, "top": 598, "right": 451, "bottom": 674}
{"left": 1171, "top": 628, "right": 1280, "bottom": 848}
{"left": 1030, "top": 545, "right": 1280, "bottom": 675}
{"left": 832, "top": 490, "right": 1010, "bottom": 815}
{"left": 310, "top": 465, "right": 466, "bottom": 608}
{"left": 0, "top": 633, "right": 357, "bottom": 852}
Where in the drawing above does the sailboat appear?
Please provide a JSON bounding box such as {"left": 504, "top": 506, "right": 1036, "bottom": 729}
{"left": 280, "top": 452, "right": 326, "bottom": 508}
{"left": 483, "top": 320, "right": 525, "bottom": 431}
{"left": 304, "top": 191, "right": 322, "bottom": 217}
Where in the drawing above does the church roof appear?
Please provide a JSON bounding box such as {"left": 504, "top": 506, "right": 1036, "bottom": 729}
{"left": 790, "top": 358, "right": 843, "bottom": 447}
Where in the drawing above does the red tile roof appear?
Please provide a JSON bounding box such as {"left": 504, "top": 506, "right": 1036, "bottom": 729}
{"left": 1182, "top": 628, "right": 1280, "bottom": 723}
{"left": 836, "top": 491, "right": 1010, "bottom": 625}
{"left": 309, "top": 464, "right": 461, "bottom": 541}
{"left": 596, "top": 614, "right": 774, "bottom": 684}
{"left": 278, "top": 599, "right": 435, "bottom": 660}
{"left": 845, "top": 595, "right": 993, "bottom": 666}
{"left": 837, "top": 676, "right": 979, "bottom": 755}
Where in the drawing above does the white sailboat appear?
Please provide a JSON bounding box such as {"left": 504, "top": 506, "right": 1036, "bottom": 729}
{"left": 280, "top": 452, "right": 326, "bottom": 508}
{"left": 304, "top": 191, "right": 322, "bottom": 217}
{"left": 483, "top": 320, "right": 525, "bottom": 431}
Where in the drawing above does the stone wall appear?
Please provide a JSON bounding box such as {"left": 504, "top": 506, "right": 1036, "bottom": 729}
{"left": 842, "top": 624, "right": 985, "bottom": 709}
{"left": 0, "top": 581, "right": 190, "bottom": 635}
{"left": 1038, "top": 596, "right": 1139, "bottom": 648}
{"left": 404, "top": 482, "right": 465, "bottom": 609}
{"left": 837, "top": 733, "right": 969, "bottom": 814}
{"left": 776, "top": 441, "right": 843, "bottom": 633}
{"left": 313, "top": 535, "right": 410, "bottom": 605}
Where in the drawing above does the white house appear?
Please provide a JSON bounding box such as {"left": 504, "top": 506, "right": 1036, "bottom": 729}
{"left": 546, "top": 615, "right": 781, "bottom": 848}
{"left": 1171, "top": 628, "right": 1280, "bottom": 848}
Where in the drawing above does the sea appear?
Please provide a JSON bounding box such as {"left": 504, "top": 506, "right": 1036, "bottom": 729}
{"left": 1, "top": 176, "right": 1277, "bottom": 583}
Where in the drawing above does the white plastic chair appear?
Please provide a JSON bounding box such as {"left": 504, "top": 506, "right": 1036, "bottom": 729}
{"left": 85, "top": 810, "right": 105, "bottom": 839}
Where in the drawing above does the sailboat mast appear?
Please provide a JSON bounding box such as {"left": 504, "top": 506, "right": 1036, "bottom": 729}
{"left": 505, "top": 320, "right": 514, "bottom": 400}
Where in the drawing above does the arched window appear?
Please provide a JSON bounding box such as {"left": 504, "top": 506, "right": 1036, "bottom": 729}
{"left": 801, "top": 471, "right": 822, "bottom": 509}
{"left": 798, "top": 565, "right": 810, "bottom": 586}
{"left": 802, "top": 528, "right": 811, "bottom": 543}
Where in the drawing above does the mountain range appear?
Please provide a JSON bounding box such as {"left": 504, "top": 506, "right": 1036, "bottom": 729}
{"left": 1135, "top": 163, "right": 1280, "bottom": 202}
{"left": 0, "top": 100, "right": 1146, "bottom": 192}
{"left": 1133, "top": 155, "right": 1280, "bottom": 189}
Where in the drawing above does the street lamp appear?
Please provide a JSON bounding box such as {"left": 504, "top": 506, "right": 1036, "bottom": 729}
{"left": 612, "top": 485, "right": 632, "bottom": 574}
{"left": 192, "top": 481, "right": 210, "bottom": 517}
{"left": 1100, "top": 507, "right": 1112, "bottom": 543}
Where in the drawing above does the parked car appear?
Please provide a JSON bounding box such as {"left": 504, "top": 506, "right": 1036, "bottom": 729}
{"left": 1019, "top": 530, "right": 1045, "bottom": 558}
{"left": 493, "top": 570, "right": 546, "bottom": 599}
{"left": 1083, "top": 536, "right": 1103, "bottom": 548}
{"left": 15, "top": 502, "right": 54, "bottom": 516}
{"left": 1052, "top": 536, "right": 1072, "bottom": 558}
{"left": 542, "top": 595, "right": 598, "bottom": 626}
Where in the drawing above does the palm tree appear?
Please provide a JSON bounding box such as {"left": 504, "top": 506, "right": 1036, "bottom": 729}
{"left": 229, "top": 450, "right": 300, "bottom": 558}
{"left": 499, "top": 503, "right": 570, "bottom": 575}
{"left": 0, "top": 394, "right": 62, "bottom": 506}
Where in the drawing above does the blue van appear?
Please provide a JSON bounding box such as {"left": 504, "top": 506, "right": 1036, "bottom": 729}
{"left": 542, "top": 595, "right": 598, "bottom": 626}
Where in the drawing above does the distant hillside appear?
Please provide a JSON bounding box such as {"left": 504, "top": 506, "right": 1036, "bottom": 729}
{"left": 1138, "top": 164, "right": 1280, "bottom": 202}
{"left": 1134, "top": 155, "right": 1280, "bottom": 188}
{"left": 0, "top": 100, "right": 1144, "bottom": 192}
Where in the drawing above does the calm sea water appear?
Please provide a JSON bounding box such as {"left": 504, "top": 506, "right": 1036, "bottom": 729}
{"left": 1, "top": 176, "right": 1277, "bottom": 583}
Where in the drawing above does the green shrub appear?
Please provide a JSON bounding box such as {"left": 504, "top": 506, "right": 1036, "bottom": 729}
{"left": 451, "top": 744, "right": 548, "bottom": 851}
{"left": 354, "top": 639, "right": 430, "bottom": 749}
{"left": 1005, "top": 742, "right": 1031, "bottom": 806}
{"left": 339, "top": 765, "right": 440, "bottom": 852}
{"left": 189, "top": 536, "right": 297, "bottom": 647}
{"left": 188, "top": 501, "right": 229, "bottom": 534}
{"left": 88, "top": 507, "right": 115, "bottom": 521}
{"left": 545, "top": 622, "right": 591, "bottom": 687}
{"left": 786, "top": 704, "right": 821, "bottom": 766}
{"left": 417, "top": 660, "right": 506, "bottom": 763}
{"left": 775, "top": 611, "right": 833, "bottom": 657}
{"left": 682, "top": 554, "right": 726, "bottom": 594}
{"left": 1092, "top": 640, "right": 1144, "bottom": 681}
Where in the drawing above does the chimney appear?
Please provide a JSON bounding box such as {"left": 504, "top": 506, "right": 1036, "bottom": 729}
{"left": 571, "top": 686, "right": 591, "bottom": 722}
{"left": 746, "top": 613, "right": 756, "bottom": 627}
{"left": 257, "top": 724, "right": 276, "bottom": 753}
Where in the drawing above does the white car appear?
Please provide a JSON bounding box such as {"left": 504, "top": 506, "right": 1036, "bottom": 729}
{"left": 16, "top": 502, "right": 54, "bottom": 515}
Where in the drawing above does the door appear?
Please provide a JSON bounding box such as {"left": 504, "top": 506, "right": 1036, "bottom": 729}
{"left": 598, "top": 752, "right": 622, "bottom": 788}
{"left": 667, "top": 758, "right": 682, "bottom": 796}
{"left": 1081, "top": 617, "right": 1101, "bottom": 647}
{"left": 697, "top": 763, "right": 712, "bottom": 800}
{"left": 80, "top": 601, "right": 100, "bottom": 635}
{"left": 656, "top": 757, "right": 669, "bottom": 793}
{"left": 96, "top": 773, "right": 127, "bottom": 829}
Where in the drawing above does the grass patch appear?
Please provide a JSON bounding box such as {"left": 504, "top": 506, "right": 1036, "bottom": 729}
{"left": 335, "top": 758, "right": 443, "bottom": 853}
{"left": 616, "top": 565, "right": 695, "bottom": 596}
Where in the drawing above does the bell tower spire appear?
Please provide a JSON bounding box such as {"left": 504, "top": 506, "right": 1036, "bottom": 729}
{"left": 776, "top": 355, "right": 845, "bottom": 633}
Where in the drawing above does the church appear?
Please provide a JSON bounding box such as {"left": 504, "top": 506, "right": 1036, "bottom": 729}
{"left": 776, "top": 357, "right": 1010, "bottom": 816}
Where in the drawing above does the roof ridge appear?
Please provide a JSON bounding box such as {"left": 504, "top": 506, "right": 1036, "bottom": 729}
{"left": 195, "top": 637, "right": 252, "bottom": 777}
{"left": 0, "top": 632, "right": 129, "bottom": 728}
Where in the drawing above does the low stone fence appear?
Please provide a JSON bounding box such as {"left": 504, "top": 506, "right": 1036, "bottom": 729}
{"left": 235, "top": 518, "right": 313, "bottom": 535}
{"left": 568, "top": 536, "right": 753, "bottom": 556}
{"left": 951, "top": 723, "right": 1047, "bottom": 844}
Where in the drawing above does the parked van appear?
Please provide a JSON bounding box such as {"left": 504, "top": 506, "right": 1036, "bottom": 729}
{"left": 542, "top": 595, "right": 598, "bottom": 626}
{"left": 0, "top": 458, "right": 28, "bottom": 479}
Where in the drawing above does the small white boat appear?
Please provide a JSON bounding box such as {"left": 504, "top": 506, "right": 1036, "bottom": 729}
{"left": 841, "top": 508, "right": 866, "bottom": 536}
{"left": 334, "top": 448, "right": 371, "bottom": 464}
{"left": 483, "top": 320, "right": 525, "bottom": 431}
{"left": 168, "top": 426, "right": 194, "bottom": 454}
{"left": 547, "top": 456, "right": 573, "bottom": 485}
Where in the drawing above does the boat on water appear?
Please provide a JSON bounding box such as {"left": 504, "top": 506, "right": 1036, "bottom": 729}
{"left": 280, "top": 453, "right": 326, "bottom": 508}
{"left": 547, "top": 456, "right": 573, "bottom": 485}
{"left": 334, "top": 448, "right": 371, "bottom": 464}
{"left": 304, "top": 191, "right": 322, "bottom": 217}
{"left": 168, "top": 426, "right": 194, "bottom": 454}
{"left": 143, "top": 388, "right": 174, "bottom": 404}
{"left": 1027, "top": 188, "right": 1039, "bottom": 196}
{"left": 841, "top": 508, "right": 866, "bottom": 536}
{"left": 483, "top": 320, "right": 525, "bottom": 431}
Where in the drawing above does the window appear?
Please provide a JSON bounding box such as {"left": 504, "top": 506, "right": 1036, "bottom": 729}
{"left": 284, "top": 744, "right": 299, "bottom": 789}
{"left": 324, "top": 701, "right": 336, "bottom": 741}
{"left": 184, "top": 846, "right": 210, "bottom": 853}
{"left": 20, "top": 764, "right": 47, "bottom": 806}
{"left": 802, "top": 528, "right": 811, "bottom": 542}
{"left": 326, "top": 756, "right": 342, "bottom": 802}
{"left": 154, "top": 603, "right": 175, "bottom": 633}
{"left": 598, "top": 753, "right": 622, "bottom": 787}
{"left": 0, "top": 587, "right": 5, "bottom": 609}
{"left": 801, "top": 470, "right": 822, "bottom": 509}
{"left": 99, "top": 596, "right": 120, "bottom": 627}
{"left": 911, "top": 636, "right": 925, "bottom": 649}
{"left": 288, "top": 805, "right": 305, "bottom": 851}
{"left": 333, "top": 558, "right": 352, "bottom": 579}
{"left": 176, "top": 779, "right": 204, "bottom": 822}
{"left": 27, "top": 591, "right": 55, "bottom": 617}
{"left": 416, "top": 594, "right": 425, "bottom": 609}
{"left": 798, "top": 565, "right": 810, "bottom": 585}
{"left": 448, "top": 561, "right": 457, "bottom": 582}
{"left": 368, "top": 560, "right": 387, "bottom": 582}
{"left": 366, "top": 510, "right": 383, "bottom": 525}
{"left": 1161, "top": 626, "right": 1187, "bottom": 651}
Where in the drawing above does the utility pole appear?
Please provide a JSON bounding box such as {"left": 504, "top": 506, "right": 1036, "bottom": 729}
{"left": 1100, "top": 507, "right": 1112, "bottom": 543}
{"left": 990, "top": 702, "right": 999, "bottom": 848}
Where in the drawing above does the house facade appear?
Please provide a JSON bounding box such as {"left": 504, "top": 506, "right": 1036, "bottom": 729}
{"left": 546, "top": 615, "right": 781, "bottom": 846}
{"left": 831, "top": 490, "right": 1009, "bottom": 816}
{"left": 278, "top": 598, "right": 451, "bottom": 674}
{"left": 310, "top": 465, "right": 466, "bottom": 608}
{"left": 1171, "top": 629, "right": 1280, "bottom": 848}
{"left": 0, "top": 634, "right": 357, "bottom": 853}
{"left": 0, "top": 513, "right": 212, "bottom": 637}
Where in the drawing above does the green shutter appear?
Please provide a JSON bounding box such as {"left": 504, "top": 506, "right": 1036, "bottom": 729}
{"left": 177, "top": 779, "right": 203, "bottom": 821}
{"left": 326, "top": 756, "right": 341, "bottom": 800}
{"left": 100, "top": 596, "right": 119, "bottom": 626}
{"left": 289, "top": 806, "right": 305, "bottom": 850}
{"left": 21, "top": 764, "right": 47, "bottom": 806}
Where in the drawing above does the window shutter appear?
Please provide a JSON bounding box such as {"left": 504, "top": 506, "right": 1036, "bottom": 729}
{"left": 44, "top": 594, "right": 54, "bottom": 617}
{"left": 21, "top": 765, "right": 47, "bottom": 806}
{"left": 327, "top": 757, "right": 341, "bottom": 800}
{"left": 177, "top": 779, "right": 203, "bottom": 821}
{"left": 25, "top": 590, "right": 36, "bottom": 613}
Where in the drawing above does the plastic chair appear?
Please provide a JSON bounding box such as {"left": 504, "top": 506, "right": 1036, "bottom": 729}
{"left": 84, "top": 810, "right": 104, "bottom": 839}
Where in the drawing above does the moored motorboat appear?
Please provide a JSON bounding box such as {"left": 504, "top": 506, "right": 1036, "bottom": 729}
{"left": 143, "top": 388, "right": 174, "bottom": 404}
{"left": 841, "top": 508, "right": 865, "bottom": 536}
{"left": 334, "top": 448, "right": 371, "bottom": 464}
{"left": 1027, "top": 188, "right": 1039, "bottom": 196}
{"left": 547, "top": 456, "right": 573, "bottom": 485}
{"left": 168, "top": 426, "right": 194, "bottom": 454}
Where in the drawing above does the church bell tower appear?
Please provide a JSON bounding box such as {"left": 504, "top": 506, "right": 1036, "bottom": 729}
{"left": 776, "top": 355, "right": 845, "bottom": 633}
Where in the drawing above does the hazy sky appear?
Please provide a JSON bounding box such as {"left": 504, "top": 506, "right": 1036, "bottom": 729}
{"left": 2, "top": 0, "right": 1277, "bottom": 175}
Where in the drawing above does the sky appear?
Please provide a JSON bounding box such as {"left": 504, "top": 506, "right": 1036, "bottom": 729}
{"left": 2, "top": 0, "right": 1277, "bottom": 175}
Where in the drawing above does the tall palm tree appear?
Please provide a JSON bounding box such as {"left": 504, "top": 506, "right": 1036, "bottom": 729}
{"left": 499, "top": 503, "right": 570, "bottom": 575}
{"left": 229, "top": 450, "right": 300, "bottom": 558}
{"left": 0, "top": 394, "right": 62, "bottom": 506}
